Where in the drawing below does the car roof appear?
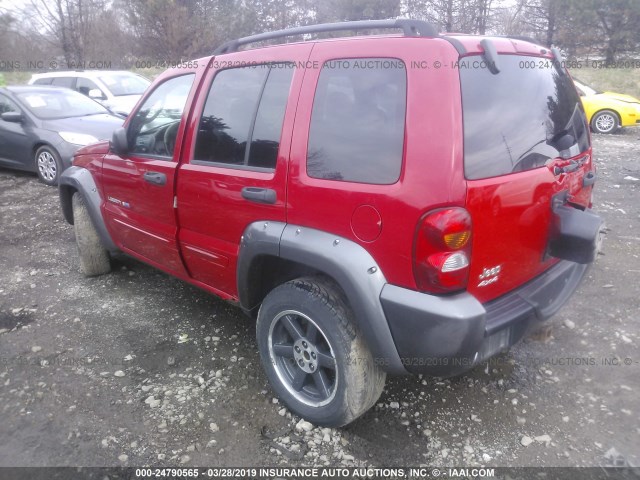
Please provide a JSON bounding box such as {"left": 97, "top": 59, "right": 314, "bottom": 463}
{"left": 30, "top": 70, "right": 139, "bottom": 79}
{"left": 4, "top": 85, "right": 79, "bottom": 94}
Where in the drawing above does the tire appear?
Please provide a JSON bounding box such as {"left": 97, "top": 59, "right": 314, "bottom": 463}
{"left": 591, "top": 110, "right": 619, "bottom": 134}
{"left": 72, "top": 192, "right": 111, "bottom": 276}
{"left": 256, "top": 277, "right": 386, "bottom": 427}
{"left": 35, "top": 146, "right": 62, "bottom": 186}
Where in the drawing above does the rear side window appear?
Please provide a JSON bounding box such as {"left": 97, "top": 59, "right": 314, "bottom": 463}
{"left": 33, "top": 78, "right": 53, "bottom": 85}
{"left": 194, "top": 63, "right": 294, "bottom": 170}
{"left": 307, "top": 58, "right": 406, "bottom": 184}
{"left": 51, "top": 77, "right": 75, "bottom": 88}
{"left": 461, "top": 55, "right": 590, "bottom": 180}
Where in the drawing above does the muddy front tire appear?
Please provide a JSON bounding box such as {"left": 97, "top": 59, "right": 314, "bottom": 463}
{"left": 72, "top": 192, "right": 111, "bottom": 276}
{"left": 256, "top": 277, "right": 386, "bottom": 427}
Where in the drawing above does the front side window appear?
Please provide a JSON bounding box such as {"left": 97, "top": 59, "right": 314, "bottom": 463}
{"left": 127, "top": 74, "right": 195, "bottom": 159}
{"left": 307, "top": 58, "right": 407, "bottom": 184}
{"left": 461, "top": 55, "right": 590, "bottom": 180}
{"left": 76, "top": 77, "right": 104, "bottom": 98}
{"left": 194, "top": 63, "right": 294, "bottom": 170}
{"left": 0, "top": 94, "right": 19, "bottom": 115}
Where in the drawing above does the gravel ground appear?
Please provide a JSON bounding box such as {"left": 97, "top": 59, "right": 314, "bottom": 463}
{"left": 0, "top": 131, "right": 638, "bottom": 468}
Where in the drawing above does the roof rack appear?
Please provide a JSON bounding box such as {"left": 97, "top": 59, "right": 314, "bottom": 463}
{"left": 213, "top": 19, "right": 439, "bottom": 55}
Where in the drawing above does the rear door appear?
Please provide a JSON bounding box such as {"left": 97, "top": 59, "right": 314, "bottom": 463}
{"left": 461, "top": 54, "right": 593, "bottom": 303}
{"left": 175, "top": 44, "right": 312, "bottom": 300}
{"left": 101, "top": 69, "right": 202, "bottom": 276}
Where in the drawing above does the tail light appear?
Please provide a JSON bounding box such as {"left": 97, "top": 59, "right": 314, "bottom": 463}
{"left": 413, "top": 207, "right": 472, "bottom": 294}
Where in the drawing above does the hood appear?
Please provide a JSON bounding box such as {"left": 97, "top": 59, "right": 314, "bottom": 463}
{"left": 42, "top": 114, "right": 124, "bottom": 142}
{"left": 75, "top": 140, "right": 111, "bottom": 157}
{"left": 105, "top": 95, "right": 142, "bottom": 116}
{"left": 597, "top": 92, "right": 640, "bottom": 104}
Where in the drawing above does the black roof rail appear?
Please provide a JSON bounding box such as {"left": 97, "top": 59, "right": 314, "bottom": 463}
{"left": 213, "top": 19, "right": 439, "bottom": 55}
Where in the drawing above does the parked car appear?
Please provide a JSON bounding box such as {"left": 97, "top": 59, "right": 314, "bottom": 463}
{"left": 573, "top": 78, "right": 640, "bottom": 134}
{"left": 28, "top": 71, "right": 150, "bottom": 116}
{"left": 0, "top": 86, "right": 123, "bottom": 185}
{"left": 59, "top": 20, "right": 603, "bottom": 426}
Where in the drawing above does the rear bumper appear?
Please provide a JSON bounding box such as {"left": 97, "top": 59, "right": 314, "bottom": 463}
{"left": 381, "top": 259, "right": 590, "bottom": 375}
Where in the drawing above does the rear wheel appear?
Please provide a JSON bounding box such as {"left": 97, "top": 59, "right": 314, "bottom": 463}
{"left": 35, "top": 146, "right": 62, "bottom": 186}
{"left": 591, "top": 110, "right": 619, "bottom": 134}
{"left": 72, "top": 192, "right": 111, "bottom": 276}
{"left": 256, "top": 277, "right": 385, "bottom": 427}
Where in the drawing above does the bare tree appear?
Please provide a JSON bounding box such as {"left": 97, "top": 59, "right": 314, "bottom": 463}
{"left": 21, "top": 0, "right": 107, "bottom": 65}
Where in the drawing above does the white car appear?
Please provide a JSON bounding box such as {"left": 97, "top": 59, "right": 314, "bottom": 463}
{"left": 28, "top": 71, "right": 150, "bottom": 116}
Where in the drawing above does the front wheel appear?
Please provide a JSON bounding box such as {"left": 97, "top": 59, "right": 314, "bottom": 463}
{"left": 591, "top": 110, "right": 619, "bottom": 134}
{"left": 35, "top": 146, "right": 62, "bottom": 186}
{"left": 72, "top": 192, "right": 111, "bottom": 276}
{"left": 256, "top": 277, "right": 385, "bottom": 427}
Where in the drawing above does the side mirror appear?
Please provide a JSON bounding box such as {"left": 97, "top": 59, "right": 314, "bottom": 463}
{"left": 1, "top": 111, "right": 23, "bottom": 123}
{"left": 88, "top": 88, "right": 105, "bottom": 100}
{"left": 111, "top": 127, "right": 129, "bottom": 155}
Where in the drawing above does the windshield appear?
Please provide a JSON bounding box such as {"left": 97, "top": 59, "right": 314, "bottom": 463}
{"left": 99, "top": 74, "right": 150, "bottom": 96}
{"left": 16, "top": 89, "right": 108, "bottom": 119}
{"left": 461, "top": 55, "right": 590, "bottom": 180}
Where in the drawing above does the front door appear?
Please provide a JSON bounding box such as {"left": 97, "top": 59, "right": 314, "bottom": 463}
{"left": 176, "top": 44, "right": 313, "bottom": 300}
{"left": 0, "top": 94, "right": 31, "bottom": 169}
{"left": 101, "top": 71, "right": 200, "bottom": 276}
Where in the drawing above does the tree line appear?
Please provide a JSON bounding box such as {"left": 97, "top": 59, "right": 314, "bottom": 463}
{"left": 1, "top": 0, "right": 639, "bottom": 70}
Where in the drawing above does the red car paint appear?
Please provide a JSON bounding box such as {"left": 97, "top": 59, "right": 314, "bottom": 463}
{"left": 72, "top": 34, "right": 593, "bottom": 306}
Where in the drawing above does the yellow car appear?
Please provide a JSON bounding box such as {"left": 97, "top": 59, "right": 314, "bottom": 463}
{"left": 573, "top": 79, "right": 640, "bottom": 134}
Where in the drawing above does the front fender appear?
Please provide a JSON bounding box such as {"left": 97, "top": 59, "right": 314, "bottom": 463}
{"left": 59, "top": 166, "right": 118, "bottom": 253}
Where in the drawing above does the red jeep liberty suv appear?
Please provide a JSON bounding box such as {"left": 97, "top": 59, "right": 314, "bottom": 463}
{"left": 59, "top": 20, "right": 603, "bottom": 426}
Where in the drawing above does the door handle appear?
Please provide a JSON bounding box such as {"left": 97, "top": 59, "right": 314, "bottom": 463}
{"left": 143, "top": 171, "right": 166, "bottom": 186}
{"left": 241, "top": 187, "right": 276, "bottom": 204}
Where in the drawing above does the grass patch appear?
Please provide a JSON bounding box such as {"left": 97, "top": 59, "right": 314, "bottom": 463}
{"left": 569, "top": 67, "right": 640, "bottom": 99}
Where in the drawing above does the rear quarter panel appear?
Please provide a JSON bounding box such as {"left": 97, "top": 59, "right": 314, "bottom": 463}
{"left": 287, "top": 37, "right": 466, "bottom": 289}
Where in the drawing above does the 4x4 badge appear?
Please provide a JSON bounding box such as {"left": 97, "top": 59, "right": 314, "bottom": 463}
{"left": 478, "top": 265, "right": 501, "bottom": 287}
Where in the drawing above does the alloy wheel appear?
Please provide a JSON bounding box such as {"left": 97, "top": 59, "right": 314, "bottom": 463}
{"left": 268, "top": 310, "right": 338, "bottom": 407}
{"left": 37, "top": 150, "right": 57, "bottom": 182}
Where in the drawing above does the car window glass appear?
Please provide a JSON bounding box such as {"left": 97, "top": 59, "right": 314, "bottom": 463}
{"left": 461, "top": 55, "right": 590, "bottom": 180}
{"left": 127, "top": 74, "right": 195, "bottom": 159}
{"left": 99, "top": 74, "right": 149, "bottom": 96}
{"left": 76, "top": 77, "right": 104, "bottom": 98}
{"left": 51, "top": 77, "right": 75, "bottom": 88}
{"left": 0, "top": 94, "right": 20, "bottom": 115}
{"left": 247, "top": 66, "right": 294, "bottom": 169}
{"left": 194, "top": 63, "right": 294, "bottom": 170}
{"left": 307, "top": 58, "right": 406, "bottom": 184}
{"left": 33, "top": 78, "right": 53, "bottom": 85}
{"left": 15, "top": 90, "right": 107, "bottom": 119}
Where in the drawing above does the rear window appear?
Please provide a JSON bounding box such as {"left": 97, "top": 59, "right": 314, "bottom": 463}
{"left": 461, "top": 55, "right": 589, "bottom": 180}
